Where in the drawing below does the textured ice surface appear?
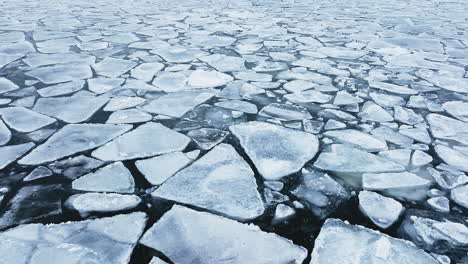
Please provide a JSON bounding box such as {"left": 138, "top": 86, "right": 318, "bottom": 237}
{"left": 93, "top": 57, "right": 137, "bottom": 78}
{"left": 358, "top": 191, "right": 404, "bottom": 229}
{"left": 19, "top": 124, "right": 131, "bottom": 165}
{"left": 0, "top": 120, "right": 12, "bottom": 146}
{"left": 135, "top": 151, "right": 197, "bottom": 185}
{"left": 0, "top": 107, "right": 56, "bottom": 132}
{"left": 66, "top": 193, "right": 141, "bottom": 215}
{"left": 292, "top": 170, "right": 350, "bottom": 219}
{"left": 324, "top": 129, "right": 387, "bottom": 152}
{"left": 230, "top": 121, "right": 319, "bottom": 180}
{"left": 310, "top": 218, "right": 438, "bottom": 264}
{"left": 92, "top": 122, "right": 190, "bottom": 161}
{"left": 33, "top": 96, "right": 109, "bottom": 123}
{"left": 0, "top": 77, "right": 19, "bottom": 94}
{"left": 72, "top": 162, "right": 135, "bottom": 193}
{"left": 152, "top": 144, "right": 265, "bottom": 220}
{"left": 0, "top": 184, "right": 62, "bottom": 229}
{"left": 398, "top": 210, "right": 468, "bottom": 255}
{"left": 1, "top": 0, "right": 468, "bottom": 262}
{"left": 0, "top": 212, "right": 147, "bottom": 264}
{"left": 0, "top": 143, "right": 35, "bottom": 169}
{"left": 25, "top": 64, "right": 93, "bottom": 84}
{"left": 314, "top": 145, "right": 405, "bottom": 180}
{"left": 140, "top": 205, "right": 307, "bottom": 264}
{"left": 362, "top": 172, "right": 432, "bottom": 201}
{"left": 140, "top": 89, "right": 217, "bottom": 118}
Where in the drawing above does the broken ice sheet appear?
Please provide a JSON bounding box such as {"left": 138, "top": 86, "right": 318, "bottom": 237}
{"left": 0, "top": 107, "right": 56, "bottom": 133}
{"left": 140, "top": 205, "right": 307, "bottom": 263}
{"left": 152, "top": 144, "right": 265, "bottom": 220}
{"left": 135, "top": 151, "right": 198, "bottom": 185}
{"left": 314, "top": 144, "right": 405, "bottom": 186}
{"left": 0, "top": 143, "right": 35, "bottom": 170}
{"left": 66, "top": 193, "right": 141, "bottom": 215}
{"left": 33, "top": 96, "right": 109, "bottom": 123}
{"left": 0, "top": 77, "right": 19, "bottom": 94}
{"left": 187, "top": 127, "right": 229, "bottom": 150}
{"left": 139, "top": 89, "right": 217, "bottom": 118}
{"left": 0, "top": 212, "right": 147, "bottom": 264}
{"left": 37, "top": 80, "right": 85, "bottom": 97}
{"left": 72, "top": 162, "right": 135, "bottom": 193}
{"left": 230, "top": 121, "right": 319, "bottom": 180}
{"left": 358, "top": 190, "right": 404, "bottom": 229}
{"left": 310, "top": 218, "right": 438, "bottom": 264}
{"left": 19, "top": 124, "right": 131, "bottom": 165}
{"left": 25, "top": 64, "right": 92, "bottom": 84}
{"left": 91, "top": 122, "right": 190, "bottom": 161}
{"left": 93, "top": 57, "right": 137, "bottom": 78}
{"left": 292, "top": 170, "right": 351, "bottom": 219}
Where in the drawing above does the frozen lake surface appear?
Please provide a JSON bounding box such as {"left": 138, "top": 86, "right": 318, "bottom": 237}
{"left": 0, "top": 0, "right": 467, "bottom": 263}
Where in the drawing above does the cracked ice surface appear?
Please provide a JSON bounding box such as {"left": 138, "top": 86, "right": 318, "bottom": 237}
{"left": 0, "top": 0, "right": 467, "bottom": 263}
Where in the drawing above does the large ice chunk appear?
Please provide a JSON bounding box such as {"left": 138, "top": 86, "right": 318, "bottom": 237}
{"left": 314, "top": 145, "right": 405, "bottom": 184}
{"left": 358, "top": 191, "right": 404, "bottom": 229}
{"left": 25, "top": 64, "right": 92, "bottom": 84}
{"left": 33, "top": 96, "right": 109, "bottom": 123}
{"left": 0, "top": 143, "right": 35, "bottom": 169}
{"left": 92, "top": 122, "right": 190, "bottom": 161}
{"left": 0, "top": 212, "right": 147, "bottom": 264}
{"left": 0, "top": 107, "right": 56, "bottom": 132}
{"left": 140, "top": 205, "right": 307, "bottom": 264}
{"left": 310, "top": 218, "right": 438, "bottom": 264}
{"left": 230, "top": 121, "right": 319, "bottom": 180}
{"left": 72, "top": 162, "right": 135, "bottom": 193}
{"left": 136, "top": 151, "right": 197, "bottom": 185}
{"left": 140, "top": 89, "right": 217, "bottom": 118}
{"left": 66, "top": 193, "right": 141, "bottom": 215}
{"left": 292, "top": 170, "right": 351, "bottom": 219}
{"left": 152, "top": 144, "right": 264, "bottom": 220}
{"left": 19, "top": 124, "right": 131, "bottom": 165}
{"left": 324, "top": 129, "right": 387, "bottom": 152}
{"left": 362, "top": 172, "right": 432, "bottom": 201}
{"left": 427, "top": 114, "right": 468, "bottom": 145}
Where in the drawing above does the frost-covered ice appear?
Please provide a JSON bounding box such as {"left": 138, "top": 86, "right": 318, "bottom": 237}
{"left": 152, "top": 144, "right": 265, "bottom": 220}
{"left": 33, "top": 96, "right": 110, "bottom": 123}
{"left": 140, "top": 89, "right": 217, "bottom": 118}
{"left": 362, "top": 172, "right": 432, "bottom": 201}
{"left": 25, "top": 64, "right": 93, "bottom": 84}
{"left": 66, "top": 193, "right": 141, "bottom": 215}
{"left": 0, "top": 212, "right": 147, "bottom": 264}
{"left": 140, "top": 205, "right": 307, "bottom": 263}
{"left": 0, "top": 77, "right": 19, "bottom": 94}
{"left": 0, "top": 143, "right": 35, "bottom": 169}
{"left": 135, "top": 151, "right": 198, "bottom": 185}
{"left": 19, "top": 124, "right": 131, "bottom": 165}
{"left": 93, "top": 57, "right": 137, "bottom": 78}
{"left": 0, "top": 120, "right": 12, "bottom": 146}
{"left": 310, "top": 218, "right": 438, "bottom": 264}
{"left": 92, "top": 122, "right": 190, "bottom": 161}
{"left": 398, "top": 210, "right": 468, "bottom": 255}
{"left": 292, "top": 170, "right": 350, "bottom": 219}
{"left": 37, "top": 80, "right": 85, "bottom": 97}
{"left": 230, "top": 121, "right": 319, "bottom": 180}
{"left": 314, "top": 145, "right": 405, "bottom": 184}
{"left": 358, "top": 191, "right": 404, "bottom": 229}
{"left": 324, "top": 129, "right": 387, "bottom": 152}
{"left": 0, "top": 107, "right": 56, "bottom": 132}
{"left": 72, "top": 162, "right": 135, "bottom": 193}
